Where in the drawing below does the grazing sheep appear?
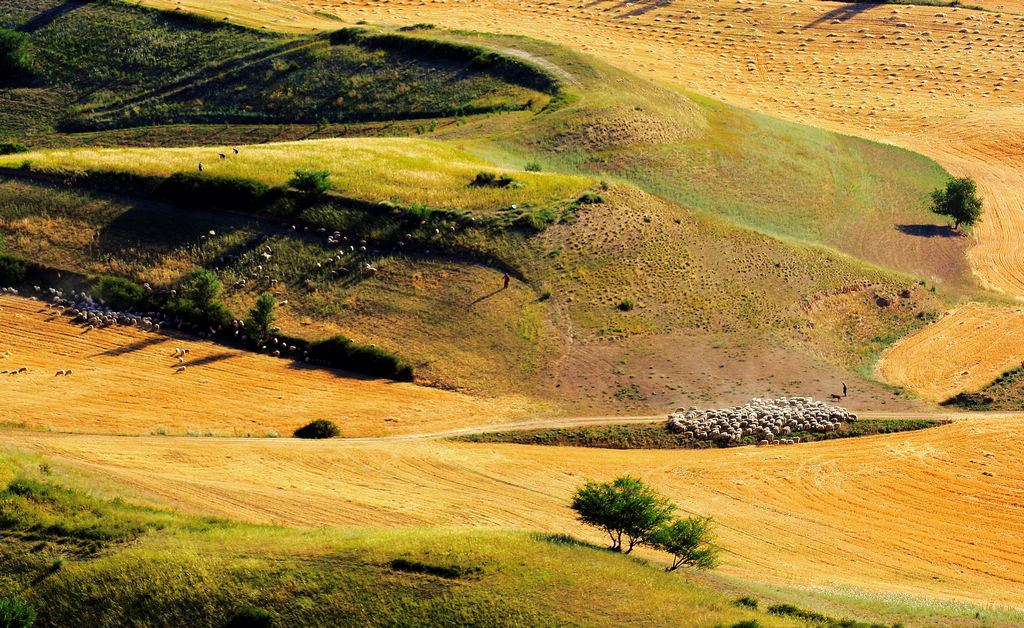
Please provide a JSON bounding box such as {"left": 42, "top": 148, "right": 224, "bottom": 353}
{"left": 219, "top": 153, "right": 226, "bottom": 160}
{"left": 55, "top": 369, "right": 65, "bottom": 376}
{"left": 176, "top": 366, "right": 186, "bottom": 373}
{"left": 198, "top": 162, "right": 203, "bottom": 172}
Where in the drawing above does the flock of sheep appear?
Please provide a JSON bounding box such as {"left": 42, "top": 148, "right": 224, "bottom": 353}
{"left": 666, "top": 397, "right": 856, "bottom": 446}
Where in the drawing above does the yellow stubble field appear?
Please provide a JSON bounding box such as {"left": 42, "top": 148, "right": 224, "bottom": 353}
{"left": 0, "top": 295, "right": 533, "bottom": 436}
{"left": 2, "top": 411, "right": 1023, "bottom": 606}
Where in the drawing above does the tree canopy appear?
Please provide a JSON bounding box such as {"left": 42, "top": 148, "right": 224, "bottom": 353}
{"left": 930, "top": 176, "right": 982, "bottom": 230}
{"left": 245, "top": 293, "right": 277, "bottom": 344}
{"left": 570, "top": 475, "right": 674, "bottom": 553}
{"left": 648, "top": 516, "right": 719, "bottom": 571}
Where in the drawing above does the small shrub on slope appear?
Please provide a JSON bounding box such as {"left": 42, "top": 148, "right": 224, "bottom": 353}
{"left": 294, "top": 420, "right": 340, "bottom": 439}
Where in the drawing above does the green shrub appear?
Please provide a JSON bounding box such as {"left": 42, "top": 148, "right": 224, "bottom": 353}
{"left": 0, "top": 597, "right": 36, "bottom": 628}
{"left": 576, "top": 192, "right": 604, "bottom": 204}
{"left": 90, "top": 275, "right": 146, "bottom": 311}
{"left": 0, "top": 28, "right": 31, "bottom": 80}
{"left": 617, "top": 298, "right": 634, "bottom": 312}
{"left": 226, "top": 605, "right": 274, "bottom": 628}
{"left": 734, "top": 597, "right": 758, "bottom": 609}
{"left": 472, "top": 171, "right": 497, "bottom": 186}
{"left": 294, "top": 419, "right": 340, "bottom": 439}
{"left": 0, "top": 254, "right": 28, "bottom": 285}
{"left": 729, "top": 622, "right": 761, "bottom": 628}
{"left": 289, "top": 169, "right": 331, "bottom": 198}
{"left": 524, "top": 162, "right": 542, "bottom": 172}
{"left": 0, "top": 141, "right": 28, "bottom": 155}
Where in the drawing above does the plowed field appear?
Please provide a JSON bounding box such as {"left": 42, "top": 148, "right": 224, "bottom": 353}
{"left": 3, "top": 411, "right": 1023, "bottom": 606}
{"left": 0, "top": 295, "right": 531, "bottom": 436}
{"left": 136, "top": 0, "right": 1024, "bottom": 397}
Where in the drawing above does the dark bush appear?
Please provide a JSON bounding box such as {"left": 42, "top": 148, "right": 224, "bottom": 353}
{"left": 617, "top": 298, "right": 634, "bottom": 311}
{"left": 734, "top": 597, "right": 759, "bottom": 609}
{"left": 294, "top": 419, "right": 340, "bottom": 439}
{"left": 729, "top": 622, "right": 761, "bottom": 628}
{"left": 0, "top": 141, "right": 28, "bottom": 155}
{"left": 307, "top": 334, "right": 414, "bottom": 381}
{"left": 0, "top": 28, "right": 31, "bottom": 80}
{"left": 472, "top": 171, "right": 496, "bottom": 186}
{"left": 0, "top": 597, "right": 36, "bottom": 628}
{"left": 0, "top": 254, "right": 28, "bottom": 285}
{"left": 225, "top": 605, "right": 274, "bottom": 628}
{"left": 576, "top": 192, "right": 605, "bottom": 204}
{"left": 156, "top": 173, "right": 271, "bottom": 209}
{"left": 328, "top": 27, "right": 366, "bottom": 45}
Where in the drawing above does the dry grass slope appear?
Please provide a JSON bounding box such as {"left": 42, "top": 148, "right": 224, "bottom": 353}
{"left": 136, "top": 0, "right": 1024, "bottom": 397}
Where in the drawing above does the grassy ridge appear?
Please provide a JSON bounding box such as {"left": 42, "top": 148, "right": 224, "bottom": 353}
{"left": 452, "top": 418, "right": 946, "bottom": 449}
{"left": 0, "top": 138, "right": 592, "bottom": 213}
{"left": 0, "top": 450, "right": 803, "bottom": 627}
{"left": 0, "top": 0, "right": 553, "bottom": 139}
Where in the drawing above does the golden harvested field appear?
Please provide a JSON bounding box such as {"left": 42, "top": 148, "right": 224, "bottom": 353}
{"left": 3, "top": 412, "right": 1024, "bottom": 606}
{"left": 0, "top": 295, "right": 533, "bottom": 436}
{"left": 136, "top": 0, "right": 1024, "bottom": 398}
{"left": 0, "top": 138, "right": 591, "bottom": 212}
{"left": 877, "top": 302, "right": 1024, "bottom": 401}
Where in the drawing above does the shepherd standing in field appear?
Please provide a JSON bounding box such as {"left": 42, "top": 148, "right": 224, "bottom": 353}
{"left": 502, "top": 273, "right": 511, "bottom": 289}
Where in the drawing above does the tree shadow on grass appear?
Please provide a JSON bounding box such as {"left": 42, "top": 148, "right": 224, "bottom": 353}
{"left": 181, "top": 352, "right": 235, "bottom": 368}
{"left": 896, "top": 224, "right": 963, "bottom": 238}
{"left": 17, "top": 1, "right": 87, "bottom": 33}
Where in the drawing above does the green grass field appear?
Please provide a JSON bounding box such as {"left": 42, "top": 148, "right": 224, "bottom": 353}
{"left": 0, "top": 138, "right": 592, "bottom": 212}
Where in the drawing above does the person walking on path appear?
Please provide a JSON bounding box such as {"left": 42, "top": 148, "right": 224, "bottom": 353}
{"left": 842, "top": 382, "right": 848, "bottom": 397}
{"left": 502, "top": 272, "right": 511, "bottom": 289}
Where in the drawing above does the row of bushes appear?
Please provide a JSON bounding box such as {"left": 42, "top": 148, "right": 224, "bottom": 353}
{"left": 0, "top": 258, "right": 415, "bottom": 381}
{"left": 327, "top": 28, "right": 563, "bottom": 96}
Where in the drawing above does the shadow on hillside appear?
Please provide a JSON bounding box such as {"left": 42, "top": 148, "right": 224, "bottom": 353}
{"left": 896, "top": 224, "right": 963, "bottom": 238}
{"left": 469, "top": 287, "right": 504, "bottom": 307}
{"left": 18, "top": 1, "right": 87, "bottom": 33}
{"left": 283, "top": 359, "right": 377, "bottom": 381}
{"left": 807, "top": 2, "right": 875, "bottom": 28}
{"left": 182, "top": 352, "right": 235, "bottom": 368}
{"left": 92, "top": 335, "right": 169, "bottom": 357}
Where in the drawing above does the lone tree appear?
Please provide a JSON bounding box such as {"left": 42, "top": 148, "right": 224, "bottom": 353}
{"left": 930, "top": 176, "right": 983, "bottom": 230}
{"left": 187, "top": 268, "right": 222, "bottom": 311}
{"left": 245, "top": 293, "right": 276, "bottom": 344}
{"left": 648, "top": 516, "right": 719, "bottom": 571}
{"left": 0, "top": 28, "right": 30, "bottom": 80}
{"left": 571, "top": 475, "right": 674, "bottom": 553}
